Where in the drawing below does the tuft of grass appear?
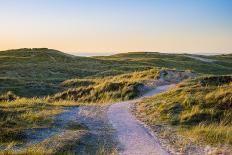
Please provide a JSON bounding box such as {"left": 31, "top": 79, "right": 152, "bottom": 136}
{"left": 0, "top": 91, "right": 18, "bottom": 102}
{"left": 179, "top": 123, "right": 232, "bottom": 145}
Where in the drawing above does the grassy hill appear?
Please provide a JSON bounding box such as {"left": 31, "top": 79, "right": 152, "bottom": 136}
{"left": 134, "top": 76, "right": 232, "bottom": 146}
{"left": 0, "top": 48, "right": 150, "bottom": 97}
{"left": 52, "top": 69, "right": 196, "bottom": 104}
{"left": 52, "top": 69, "right": 161, "bottom": 103}
{"left": 96, "top": 52, "right": 232, "bottom": 75}
{"left": 0, "top": 48, "right": 231, "bottom": 152}
{"left": 0, "top": 48, "right": 231, "bottom": 97}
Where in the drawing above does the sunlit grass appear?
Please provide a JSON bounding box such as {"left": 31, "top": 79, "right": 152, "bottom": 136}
{"left": 0, "top": 97, "right": 82, "bottom": 147}
{"left": 52, "top": 68, "right": 161, "bottom": 103}
{"left": 135, "top": 76, "right": 232, "bottom": 145}
{"left": 179, "top": 123, "right": 232, "bottom": 145}
{"left": 1, "top": 49, "right": 231, "bottom": 98}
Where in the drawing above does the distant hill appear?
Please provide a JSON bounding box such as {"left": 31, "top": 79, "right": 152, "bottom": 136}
{"left": 0, "top": 48, "right": 110, "bottom": 80}
{"left": 95, "top": 52, "right": 232, "bottom": 75}
{"left": 0, "top": 48, "right": 231, "bottom": 97}
{"left": 0, "top": 48, "right": 151, "bottom": 96}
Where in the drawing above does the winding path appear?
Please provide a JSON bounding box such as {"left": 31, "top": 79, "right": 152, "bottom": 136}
{"left": 108, "top": 85, "right": 172, "bottom": 155}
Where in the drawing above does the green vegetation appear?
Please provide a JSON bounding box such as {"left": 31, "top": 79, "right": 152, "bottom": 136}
{"left": 0, "top": 96, "right": 118, "bottom": 154}
{"left": 0, "top": 48, "right": 231, "bottom": 153}
{"left": 0, "top": 91, "right": 18, "bottom": 102}
{"left": 134, "top": 76, "right": 232, "bottom": 145}
{"left": 0, "top": 98, "right": 68, "bottom": 147}
{"left": 53, "top": 69, "right": 160, "bottom": 103}
{"left": 0, "top": 48, "right": 151, "bottom": 97}
{"left": 1, "top": 49, "right": 231, "bottom": 97}
{"left": 96, "top": 52, "right": 232, "bottom": 75}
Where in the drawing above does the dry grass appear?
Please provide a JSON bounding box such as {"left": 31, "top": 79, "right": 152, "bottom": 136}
{"left": 52, "top": 68, "right": 161, "bottom": 103}
{"left": 0, "top": 97, "right": 82, "bottom": 148}
{"left": 134, "top": 76, "right": 232, "bottom": 146}
{"left": 0, "top": 98, "right": 118, "bottom": 154}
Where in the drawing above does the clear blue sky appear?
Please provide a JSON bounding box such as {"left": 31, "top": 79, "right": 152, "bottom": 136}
{"left": 0, "top": 0, "right": 232, "bottom": 54}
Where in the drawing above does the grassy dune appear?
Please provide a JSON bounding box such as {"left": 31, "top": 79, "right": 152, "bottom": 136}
{"left": 0, "top": 48, "right": 113, "bottom": 97}
{"left": 0, "top": 48, "right": 231, "bottom": 153}
{"left": 1, "top": 49, "right": 231, "bottom": 97}
{"left": 96, "top": 52, "right": 232, "bottom": 75}
{"left": 0, "top": 98, "right": 60, "bottom": 147}
{"left": 134, "top": 76, "right": 232, "bottom": 145}
{"left": 52, "top": 69, "right": 161, "bottom": 103}
{"left": 0, "top": 49, "right": 152, "bottom": 97}
{"left": 0, "top": 96, "right": 85, "bottom": 147}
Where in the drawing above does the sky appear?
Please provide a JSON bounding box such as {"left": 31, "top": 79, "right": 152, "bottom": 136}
{"left": 0, "top": 0, "right": 232, "bottom": 54}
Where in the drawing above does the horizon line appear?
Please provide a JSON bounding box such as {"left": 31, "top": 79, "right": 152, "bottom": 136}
{"left": 0, "top": 47, "right": 231, "bottom": 56}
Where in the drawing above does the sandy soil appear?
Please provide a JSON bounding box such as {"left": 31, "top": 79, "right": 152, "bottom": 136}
{"left": 108, "top": 85, "right": 172, "bottom": 155}
{"left": 1, "top": 85, "right": 191, "bottom": 154}
{"left": 1, "top": 107, "right": 79, "bottom": 151}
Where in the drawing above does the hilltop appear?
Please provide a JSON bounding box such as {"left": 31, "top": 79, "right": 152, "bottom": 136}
{"left": 0, "top": 48, "right": 112, "bottom": 79}
{"left": 96, "top": 52, "right": 232, "bottom": 75}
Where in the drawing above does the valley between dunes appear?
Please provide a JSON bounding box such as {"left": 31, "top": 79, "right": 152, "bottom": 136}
{"left": 0, "top": 48, "right": 231, "bottom": 154}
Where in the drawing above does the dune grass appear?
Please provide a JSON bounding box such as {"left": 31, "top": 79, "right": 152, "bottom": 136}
{"left": 0, "top": 97, "right": 117, "bottom": 154}
{"left": 0, "top": 48, "right": 152, "bottom": 97}
{"left": 0, "top": 96, "right": 118, "bottom": 154}
{"left": 0, "top": 68, "right": 160, "bottom": 152}
{"left": 52, "top": 68, "right": 161, "bottom": 103}
{"left": 0, "top": 49, "right": 231, "bottom": 153}
{"left": 1, "top": 49, "right": 231, "bottom": 98}
{"left": 134, "top": 75, "right": 232, "bottom": 145}
{"left": 0, "top": 131, "right": 117, "bottom": 155}
{"left": 179, "top": 123, "right": 232, "bottom": 145}
{"left": 96, "top": 52, "right": 232, "bottom": 75}
{"left": 0, "top": 97, "right": 82, "bottom": 148}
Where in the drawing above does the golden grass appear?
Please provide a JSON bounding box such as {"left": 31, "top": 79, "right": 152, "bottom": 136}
{"left": 53, "top": 68, "right": 161, "bottom": 103}
{"left": 179, "top": 123, "right": 232, "bottom": 145}
{"left": 0, "top": 97, "right": 82, "bottom": 147}
{"left": 134, "top": 76, "right": 232, "bottom": 145}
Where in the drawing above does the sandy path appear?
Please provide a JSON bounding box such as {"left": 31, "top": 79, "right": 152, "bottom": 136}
{"left": 184, "top": 55, "right": 216, "bottom": 63}
{"left": 108, "top": 85, "right": 171, "bottom": 155}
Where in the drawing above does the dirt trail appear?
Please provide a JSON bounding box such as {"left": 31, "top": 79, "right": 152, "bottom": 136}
{"left": 108, "top": 85, "right": 172, "bottom": 155}
{"left": 184, "top": 55, "right": 216, "bottom": 62}
{"left": 2, "top": 85, "right": 172, "bottom": 154}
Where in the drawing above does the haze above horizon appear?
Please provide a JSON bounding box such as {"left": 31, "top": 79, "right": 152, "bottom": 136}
{"left": 0, "top": 0, "right": 232, "bottom": 54}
